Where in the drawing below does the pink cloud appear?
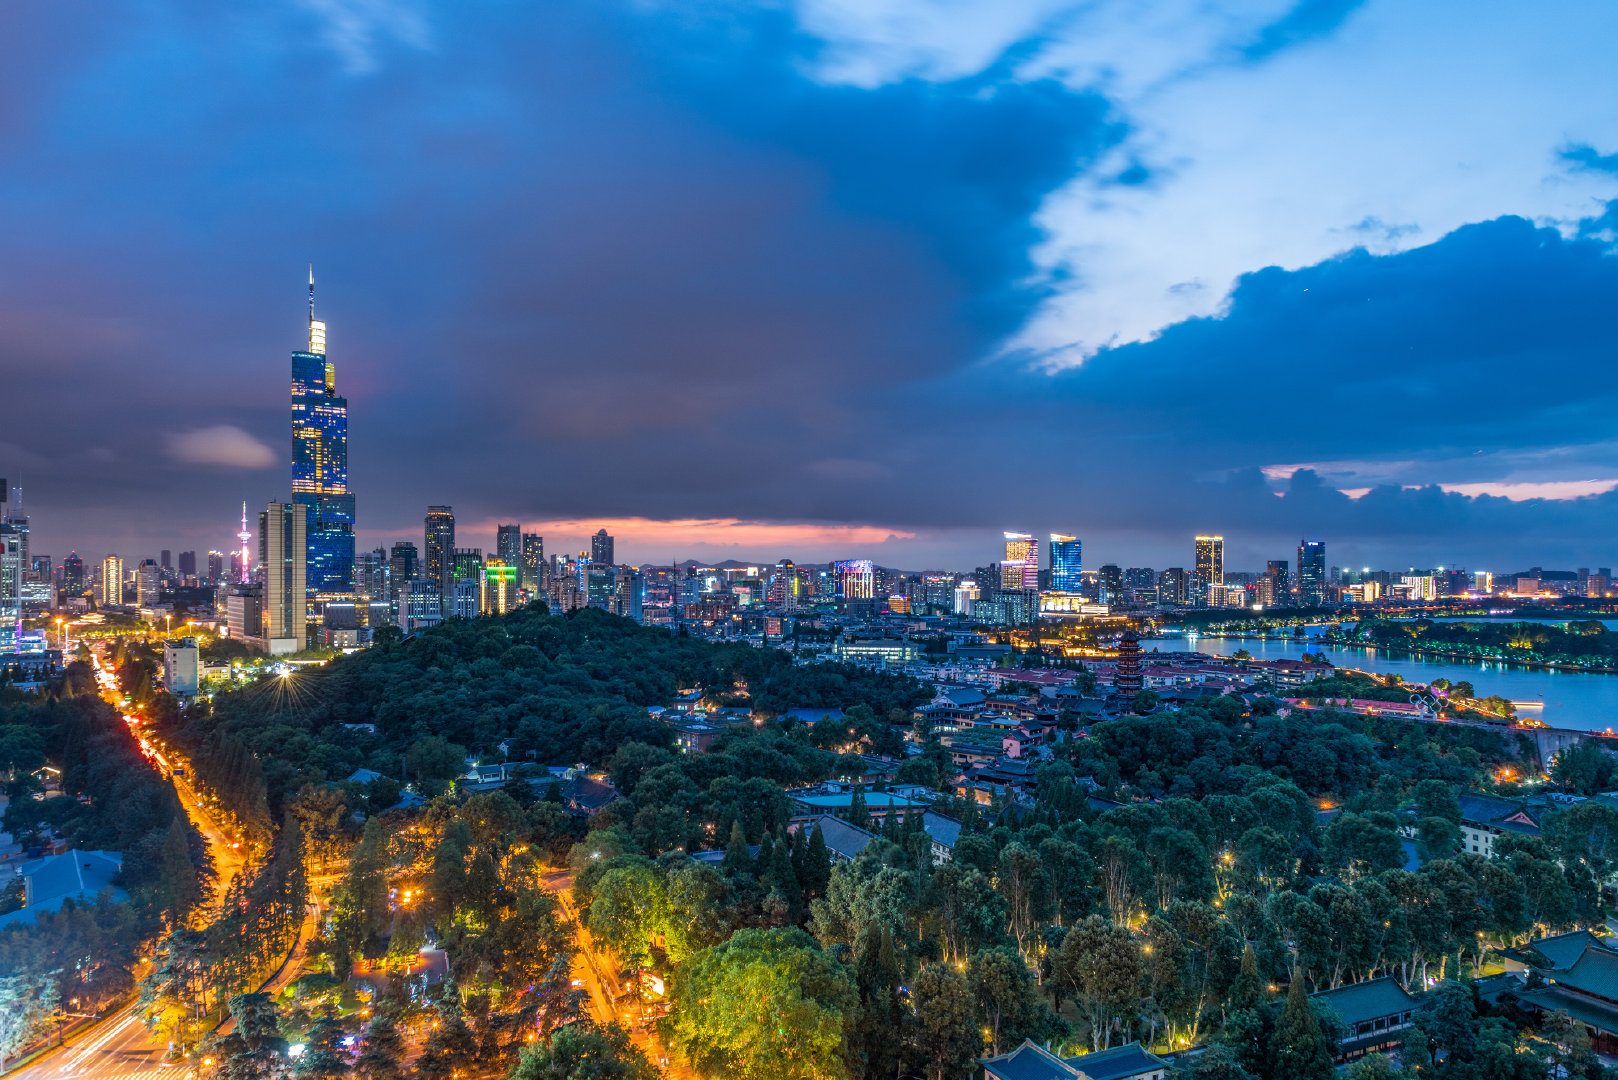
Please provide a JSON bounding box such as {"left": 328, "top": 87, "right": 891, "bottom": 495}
{"left": 1439, "top": 478, "right": 1618, "bottom": 501}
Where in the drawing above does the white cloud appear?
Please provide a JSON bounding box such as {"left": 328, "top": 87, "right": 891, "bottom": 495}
{"left": 784, "top": 0, "right": 1618, "bottom": 365}
{"left": 295, "top": 0, "right": 430, "bottom": 75}
{"left": 167, "top": 426, "right": 276, "bottom": 469}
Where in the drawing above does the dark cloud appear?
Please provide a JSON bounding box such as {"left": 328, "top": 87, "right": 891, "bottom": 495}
{"left": 0, "top": 1, "right": 1614, "bottom": 574}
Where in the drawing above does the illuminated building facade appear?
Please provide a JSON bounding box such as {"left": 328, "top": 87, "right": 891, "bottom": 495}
{"left": 497, "top": 524, "right": 522, "bottom": 569}
{"left": 521, "top": 534, "right": 544, "bottom": 590}
{"left": 1002, "top": 532, "right": 1039, "bottom": 591}
{"left": 259, "top": 501, "right": 307, "bottom": 654}
{"left": 1194, "top": 535, "right": 1224, "bottom": 603}
{"left": 425, "top": 506, "right": 455, "bottom": 598}
{"left": 1297, "top": 539, "right": 1326, "bottom": 605}
{"left": 63, "top": 553, "right": 84, "bottom": 596}
{"left": 1049, "top": 534, "right": 1082, "bottom": 593}
{"left": 833, "top": 559, "right": 875, "bottom": 599}
{"left": 591, "top": 529, "right": 615, "bottom": 566}
{"left": 99, "top": 555, "right": 124, "bottom": 608}
{"left": 481, "top": 559, "right": 519, "bottom": 615}
{"left": 291, "top": 269, "right": 354, "bottom": 597}
{"left": 1158, "top": 567, "right": 1188, "bottom": 606}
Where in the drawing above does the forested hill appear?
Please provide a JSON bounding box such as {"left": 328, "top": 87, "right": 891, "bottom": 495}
{"left": 173, "top": 605, "right": 929, "bottom": 833}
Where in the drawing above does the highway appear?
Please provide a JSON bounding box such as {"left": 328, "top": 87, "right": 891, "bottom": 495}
{"left": 7, "top": 651, "right": 265, "bottom": 1080}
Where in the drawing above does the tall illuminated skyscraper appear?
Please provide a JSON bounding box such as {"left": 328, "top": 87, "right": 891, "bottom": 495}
{"left": 291, "top": 267, "right": 355, "bottom": 597}
{"left": 521, "top": 534, "right": 544, "bottom": 590}
{"left": 1194, "top": 535, "right": 1224, "bottom": 602}
{"left": 100, "top": 555, "right": 124, "bottom": 608}
{"left": 497, "top": 524, "right": 522, "bottom": 568}
{"left": 1297, "top": 539, "right": 1327, "bottom": 605}
{"left": 425, "top": 506, "right": 455, "bottom": 598}
{"left": 1002, "top": 532, "right": 1039, "bottom": 591}
{"left": 260, "top": 501, "right": 307, "bottom": 654}
{"left": 1049, "top": 534, "right": 1083, "bottom": 592}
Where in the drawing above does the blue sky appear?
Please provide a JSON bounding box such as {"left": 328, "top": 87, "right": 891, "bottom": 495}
{"left": 2, "top": 0, "right": 1616, "bottom": 572}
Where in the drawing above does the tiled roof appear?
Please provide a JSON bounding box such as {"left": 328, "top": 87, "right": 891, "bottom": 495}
{"left": 1550, "top": 945, "right": 1618, "bottom": 1002}
{"left": 811, "top": 816, "right": 879, "bottom": 861}
{"left": 1062, "top": 1041, "right": 1168, "bottom": 1080}
{"left": 1311, "top": 977, "right": 1421, "bottom": 1027}
{"left": 980, "top": 1040, "right": 1087, "bottom": 1080}
{"left": 922, "top": 812, "right": 962, "bottom": 851}
{"left": 1502, "top": 930, "right": 1615, "bottom": 972}
{"left": 0, "top": 850, "right": 126, "bottom": 928}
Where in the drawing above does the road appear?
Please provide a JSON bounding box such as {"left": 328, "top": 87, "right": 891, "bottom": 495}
{"left": 6, "top": 652, "right": 269, "bottom": 1080}
{"left": 541, "top": 870, "right": 693, "bottom": 1078}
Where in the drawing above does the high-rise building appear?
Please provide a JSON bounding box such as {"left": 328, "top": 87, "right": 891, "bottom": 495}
{"left": 1158, "top": 567, "right": 1188, "bottom": 606}
{"left": 1097, "top": 564, "right": 1124, "bottom": 604}
{"left": 291, "top": 268, "right": 355, "bottom": 598}
{"left": 388, "top": 541, "right": 419, "bottom": 604}
{"left": 260, "top": 501, "right": 308, "bottom": 655}
{"left": 1266, "top": 559, "right": 1290, "bottom": 602}
{"left": 356, "top": 547, "right": 388, "bottom": 600}
{"left": 521, "top": 534, "right": 544, "bottom": 591}
{"left": 450, "top": 579, "right": 481, "bottom": 620}
{"left": 163, "top": 638, "right": 200, "bottom": 696}
{"left": 451, "top": 548, "right": 484, "bottom": 595}
{"left": 1297, "top": 539, "right": 1327, "bottom": 605}
{"left": 1049, "top": 534, "right": 1083, "bottom": 593}
{"left": 160, "top": 549, "right": 172, "bottom": 571}
{"left": 833, "top": 559, "right": 875, "bottom": 599}
{"left": 226, "top": 584, "right": 262, "bottom": 643}
{"left": 1002, "top": 532, "right": 1039, "bottom": 591}
{"left": 177, "top": 551, "right": 197, "bottom": 578}
{"left": 206, "top": 551, "right": 225, "bottom": 583}
{"left": 591, "top": 529, "right": 615, "bottom": 566}
{"left": 100, "top": 555, "right": 124, "bottom": 608}
{"left": 425, "top": 507, "right": 455, "bottom": 598}
{"left": 497, "top": 524, "right": 522, "bottom": 568}
{"left": 0, "top": 524, "right": 20, "bottom": 651}
{"left": 481, "top": 560, "right": 519, "bottom": 615}
{"left": 137, "top": 559, "right": 161, "bottom": 606}
{"left": 399, "top": 579, "right": 444, "bottom": 634}
{"left": 1194, "top": 536, "right": 1224, "bottom": 603}
{"left": 58, "top": 553, "right": 81, "bottom": 597}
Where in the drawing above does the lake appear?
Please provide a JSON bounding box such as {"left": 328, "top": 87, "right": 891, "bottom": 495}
{"left": 1153, "top": 633, "right": 1618, "bottom": 731}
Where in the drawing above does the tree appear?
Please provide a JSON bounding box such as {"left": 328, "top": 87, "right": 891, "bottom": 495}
{"left": 353, "top": 1016, "right": 405, "bottom": 1080}
{"left": 850, "top": 923, "right": 902, "bottom": 1080}
{"left": 417, "top": 992, "right": 478, "bottom": 1080}
{"left": 1168, "top": 1044, "right": 1256, "bottom": 1079}
{"left": 663, "top": 927, "right": 854, "bottom": 1080}
{"left": 1417, "top": 816, "right": 1461, "bottom": 862}
{"left": 968, "top": 946, "right": 1053, "bottom": 1056}
{"left": 509, "top": 1021, "right": 657, "bottom": 1080}
{"left": 223, "top": 993, "right": 288, "bottom": 1080}
{"left": 909, "top": 963, "right": 981, "bottom": 1080}
{"left": 160, "top": 816, "right": 203, "bottom": 925}
{"left": 1269, "top": 977, "right": 1334, "bottom": 1080}
{"left": 293, "top": 1014, "right": 351, "bottom": 1080}
{"left": 1051, "top": 916, "right": 1147, "bottom": 1051}
{"left": 0, "top": 975, "right": 52, "bottom": 1073}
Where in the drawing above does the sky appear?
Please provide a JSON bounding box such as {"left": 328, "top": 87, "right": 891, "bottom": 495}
{"left": 3, "top": 0, "right": 1617, "bottom": 574}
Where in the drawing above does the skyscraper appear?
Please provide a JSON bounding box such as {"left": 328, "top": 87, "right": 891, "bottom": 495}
{"left": 356, "top": 547, "right": 388, "bottom": 600}
{"left": 451, "top": 548, "right": 484, "bottom": 596}
{"left": 481, "top": 560, "right": 519, "bottom": 615}
{"left": 1266, "top": 559, "right": 1290, "bottom": 601}
{"left": 1097, "top": 564, "right": 1123, "bottom": 604}
{"left": 1002, "top": 532, "right": 1039, "bottom": 591}
{"left": 497, "top": 524, "right": 522, "bottom": 568}
{"left": 425, "top": 506, "right": 455, "bottom": 598}
{"left": 521, "top": 534, "right": 544, "bottom": 590}
{"left": 833, "top": 559, "right": 875, "bottom": 599}
{"left": 1194, "top": 536, "right": 1224, "bottom": 603}
{"left": 206, "top": 551, "right": 224, "bottom": 583}
{"left": 1049, "top": 534, "right": 1083, "bottom": 592}
{"left": 63, "top": 553, "right": 84, "bottom": 595}
{"left": 291, "top": 268, "right": 355, "bottom": 598}
{"left": 1297, "top": 539, "right": 1327, "bottom": 605}
{"left": 160, "top": 549, "right": 172, "bottom": 570}
{"left": 592, "top": 529, "right": 615, "bottom": 566}
{"left": 100, "top": 555, "right": 124, "bottom": 608}
{"left": 1158, "top": 567, "right": 1188, "bottom": 606}
{"left": 137, "top": 559, "right": 161, "bottom": 606}
{"left": 260, "top": 501, "right": 308, "bottom": 654}
{"left": 178, "top": 551, "right": 197, "bottom": 577}
{"left": 388, "top": 541, "right": 419, "bottom": 604}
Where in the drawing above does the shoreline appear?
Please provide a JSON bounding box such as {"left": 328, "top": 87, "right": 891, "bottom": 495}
{"left": 1167, "top": 630, "right": 1618, "bottom": 675}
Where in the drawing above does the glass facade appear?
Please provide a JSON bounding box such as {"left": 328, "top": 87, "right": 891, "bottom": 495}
{"left": 291, "top": 346, "right": 354, "bottom": 596}
{"left": 1049, "top": 534, "right": 1082, "bottom": 593}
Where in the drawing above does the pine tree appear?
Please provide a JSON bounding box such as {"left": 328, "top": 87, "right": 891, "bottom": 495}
{"left": 160, "top": 816, "right": 201, "bottom": 925}
{"left": 803, "top": 823, "right": 833, "bottom": 899}
{"left": 720, "top": 821, "right": 753, "bottom": 880}
{"left": 354, "top": 1016, "right": 405, "bottom": 1080}
{"left": 849, "top": 787, "right": 870, "bottom": 831}
{"left": 1270, "top": 975, "right": 1334, "bottom": 1080}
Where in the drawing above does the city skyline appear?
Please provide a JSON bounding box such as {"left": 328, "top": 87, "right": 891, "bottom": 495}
{"left": 4, "top": 3, "right": 1618, "bottom": 572}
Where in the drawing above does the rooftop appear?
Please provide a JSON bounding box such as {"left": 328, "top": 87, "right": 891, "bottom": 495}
{"left": 1310, "top": 977, "right": 1421, "bottom": 1027}
{"left": 1061, "top": 1041, "right": 1169, "bottom": 1080}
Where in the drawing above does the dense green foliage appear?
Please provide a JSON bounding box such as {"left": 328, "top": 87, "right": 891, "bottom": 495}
{"left": 1358, "top": 618, "right": 1618, "bottom": 669}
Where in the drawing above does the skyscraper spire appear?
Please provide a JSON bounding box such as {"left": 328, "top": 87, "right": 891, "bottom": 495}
{"left": 308, "top": 262, "right": 315, "bottom": 322}
{"left": 306, "top": 264, "right": 326, "bottom": 355}
{"left": 238, "top": 501, "right": 252, "bottom": 584}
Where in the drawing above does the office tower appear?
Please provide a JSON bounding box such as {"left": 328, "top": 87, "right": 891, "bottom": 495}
{"left": 613, "top": 568, "right": 643, "bottom": 622}
{"left": 1194, "top": 536, "right": 1224, "bottom": 602}
{"left": 591, "top": 528, "right": 615, "bottom": 566}
{"left": 100, "top": 555, "right": 124, "bottom": 607}
{"left": 399, "top": 579, "right": 444, "bottom": 633}
{"left": 206, "top": 551, "right": 225, "bottom": 583}
{"left": 177, "top": 551, "right": 197, "bottom": 577}
{"left": 450, "top": 578, "right": 480, "bottom": 619}
{"left": 291, "top": 268, "right": 355, "bottom": 597}
{"left": 1158, "top": 567, "right": 1188, "bottom": 606}
{"left": 833, "top": 558, "right": 875, "bottom": 599}
{"left": 1297, "top": 539, "right": 1327, "bottom": 605}
{"left": 482, "top": 560, "right": 519, "bottom": 615}
{"left": 1001, "top": 532, "right": 1039, "bottom": 591}
{"left": 520, "top": 534, "right": 544, "bottom": 590}
{"left": 497, "top": 524, "right": 522, "bottom": 568}
{"left": 388, "top": 541, "right": 419, "bottom": 605}
{"left": 63, "top": 553, "right": 84, "bottom": 595}
{"left": 137, "top": 559, "right": 161, "bottom": 606}
{"left": 451, "top": 549, "right": 484, "bottom": 597}
{"left": 226, "top": 584, "right": 263, "bottom": 642}
{"left": 1097, "top": 564, "right": 1123, "bottom": 604}
{"left": 425, "top": 507, "right": 455, "bottom": 598}
{"left": 1265, "top": 559, "right": 1290, "bottom": 599}
{"left": 1049, "top": 534, "right": 1083, "bottom": 592}
{"left": 259, "top": 501, "right": 308, "bottom": 654}
{"left": 163, "top": 638, "right": 200, "bottom": 696}
{"left": 0, "top": 530, "right": 19, "bottom": 651}
{"left": 356, "top": 546, "right": 388, "bottom": 600}
{"left": 587, "top": 564, "right": 615, "bottom": 610}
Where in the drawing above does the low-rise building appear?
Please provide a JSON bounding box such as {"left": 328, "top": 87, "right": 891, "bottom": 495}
{"left": 1310, "top": 977, "right": 1424, "bottom": 1062}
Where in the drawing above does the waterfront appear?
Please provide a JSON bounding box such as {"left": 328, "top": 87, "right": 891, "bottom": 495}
{"left": 1160, "top": 633, "right": 1618, "bottom": 731}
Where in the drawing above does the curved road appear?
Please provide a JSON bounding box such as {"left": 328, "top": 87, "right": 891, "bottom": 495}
{"left": 8, "top": 653, "right": 261, "bottom": 1080}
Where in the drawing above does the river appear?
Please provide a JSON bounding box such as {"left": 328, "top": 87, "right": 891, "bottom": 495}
{"left": 1151, "top": 633, "right": 1618, "bottom": 731}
